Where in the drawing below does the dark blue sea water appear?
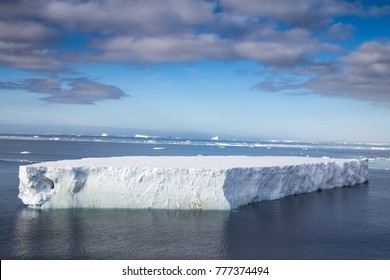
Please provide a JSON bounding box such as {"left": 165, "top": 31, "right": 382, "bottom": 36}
{"left": 1, "top": 135, "right": 390, "bottom": 259}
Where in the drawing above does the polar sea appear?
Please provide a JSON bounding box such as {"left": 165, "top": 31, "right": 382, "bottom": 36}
{"left": 1, "top": 134, "right": 390, "bottom": 259}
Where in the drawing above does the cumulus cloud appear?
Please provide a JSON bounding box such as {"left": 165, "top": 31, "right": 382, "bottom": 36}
{"left": 1, "top": 0, "right": 390, "bottom": 106}
{"left": 234, "top": 41, "right": 312, "bottom": 67}
{"left": 0, "top": 0, "right": 387, "bottom": 71}
{"left": 86, "top": 26, "right": 320, "bottom": 67}
{"left": 0, "top": 19, "right": 61, "bottom": 71}
{"left": 41, "top": 0, "right": 214, "bottom": 34}
{"left": 0, "top": 0, "right": 218, "bottom": 71}
{"left": 91, "top": 34, "right": 233, "bottom": 63}
{"left": 305, "top": 41, "right": 390, "bottom": 106}
{"left": 326, "top": 23, "right": 355, "bottom": 40}
{"left": 0, "top": 77, "right": 127, "bottom": 104}
{"left": 0, "top": 0, "right": 369, "bottom": 71}
{"left": 257, "top": 41, "right": 390, "bottom": 107}
{"left": 219, "top": 0, "right": 363, "bottom": 27}
{"left": 233, "top": 28, "right": 317, "bottom": 67}
{"left": 0, "top": 49, "right": 64, "bottom": 72}
{"left": 0, "top": 20, "right": 57, "bottom": 45}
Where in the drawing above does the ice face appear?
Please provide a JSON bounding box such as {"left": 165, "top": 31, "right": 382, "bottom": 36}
{"left": 18, "top": 156, "right": 369, "bottom": 210}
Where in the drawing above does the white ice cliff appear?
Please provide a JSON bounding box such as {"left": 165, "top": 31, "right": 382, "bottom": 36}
{"left": 18, "top": 156, "right": 368, "bottom": 210}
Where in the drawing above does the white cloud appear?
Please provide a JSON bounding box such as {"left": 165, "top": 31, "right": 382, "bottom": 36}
{"left": 92, "top": 34, "right": 232, "bottom": 63}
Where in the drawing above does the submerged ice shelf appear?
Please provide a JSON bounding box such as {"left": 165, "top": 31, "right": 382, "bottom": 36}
{"left": 18, "top": 156, "right": 368, "bottom": 210}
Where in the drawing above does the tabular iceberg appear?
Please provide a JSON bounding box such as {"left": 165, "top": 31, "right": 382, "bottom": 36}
{"left": 18, "top": 156, "right": 368, "bottom": 210}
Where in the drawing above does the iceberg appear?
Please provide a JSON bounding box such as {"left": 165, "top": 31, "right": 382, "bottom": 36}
{"left": 18, "top": 156, "right": 368, "bottom": 210}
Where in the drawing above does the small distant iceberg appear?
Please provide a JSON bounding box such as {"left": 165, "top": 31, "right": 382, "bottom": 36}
{"left": 153, "top": 147, "right": 166, "bottom": 150}
{"left": 20, "top": 151, "right": 31, "bottom": 155}
{"left": 134, "top": 134, "right": 158, "bottom": 139}
{"left": 134, "top": 134, "right": 149, "bottom": 139}
{"left": 211, "top": 136, "right": 220, "bottom": 141}
{"left": 101, "top": 133, "right": 108, "bottom": 137}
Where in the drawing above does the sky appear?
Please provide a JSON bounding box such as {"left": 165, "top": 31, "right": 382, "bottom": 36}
{"left": 0, "top": 0, "right": 390, "bottom": 142}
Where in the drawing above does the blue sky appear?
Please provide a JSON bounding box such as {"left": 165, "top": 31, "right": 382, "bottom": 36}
{"left": 0, "top": 0, "right": 390, "bottom": 142}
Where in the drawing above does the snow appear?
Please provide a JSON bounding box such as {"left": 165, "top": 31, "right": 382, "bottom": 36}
{"left": 18, "top": 156, "right": 368, "bottom": 210}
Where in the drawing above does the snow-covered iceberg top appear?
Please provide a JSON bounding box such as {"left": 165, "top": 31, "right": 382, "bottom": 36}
{"left": 18, "top": 156, "right": 368, "bottom": 210}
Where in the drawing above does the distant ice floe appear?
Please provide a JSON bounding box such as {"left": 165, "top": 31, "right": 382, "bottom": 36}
{"left": 134, "top": 134, "right": 159, "bottom": 139}
{"left": 20, "top": 151, "right": 31, "bottom": 155}
{"left": 18, "top": 156, "right": 368, "bottom": 210}
{"left": 370, "top": 147, "right": 390, "bottom": 151}
{"left": 1, "top": 134, "right": 389, "bottom": 153}
{"left": 134, "top": 134, "right": 150, "bottom": 139}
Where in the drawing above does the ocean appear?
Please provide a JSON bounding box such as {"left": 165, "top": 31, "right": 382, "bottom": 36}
{"left": 1, "top": 134, "right": 390, "bottom": 259}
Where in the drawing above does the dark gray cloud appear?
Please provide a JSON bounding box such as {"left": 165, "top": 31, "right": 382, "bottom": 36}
{"left": 90, "top": 34, "right": 234, "bottom": 63}
{"left": 42, "top": 0, "right": 215, "bottom": 34}
{"left": 0, "top": 0, "right": 390, "bottom": 106}
{"left": 0, "top": 49, "right": 64, "bottom": 72}
{"left": 86, "top": 27, "right": 320, "bottom": 67}
{"left": 0, "top": 19, "right": 60, "bottom": 71}
{"left": 305, "top": 41, "right": 390, "bottom": 106}
{"left": 0, "top": 77, "right": 127, "bottom": 104}
{"left": 0, "top": 20, "right": 57, "bottom": 45}
{"left": 233, "top": 28, "right": 318, "bottom": 67}
{"left": 257, "top": 41, "right": 390, "bottom": 107}
{"left": 0, "top": 0, "right": 371, "bottom": 71}
{"left": 0, "top": 0, "right": 214, "bottom": 35}
{"left": 219, "top": 0, "right": 363, "bottom": 27}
